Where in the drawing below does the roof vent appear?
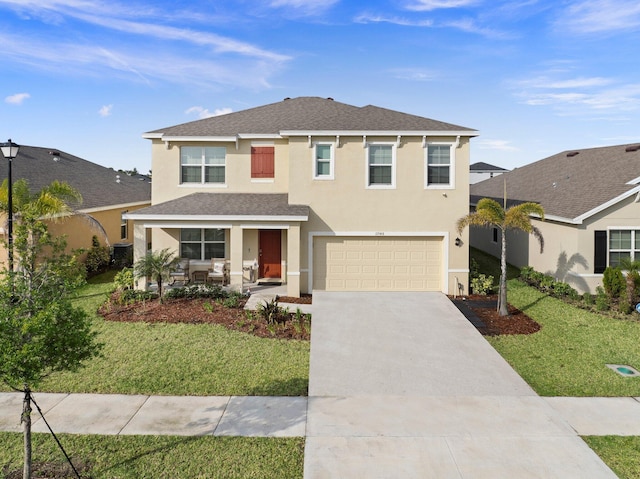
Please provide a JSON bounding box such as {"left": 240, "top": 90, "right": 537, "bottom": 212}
{"left": 49, "top": 150, "right": 61, "bottom": 161}
{"left": 283, "top": 97, "right": 291, "bottom": 101}
{"left": 326, "top": 97, "right": 334, "bottom": 101}
{"left": 625, "top": 145, "right": 640, "bottom": 152}
{"left": 566, "top": 151, "right": 580, "bottom": 157}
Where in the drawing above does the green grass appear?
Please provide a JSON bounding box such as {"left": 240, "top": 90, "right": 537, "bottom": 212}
{"left": 583, "top": 436, "right": 640, "bottom": 479}
{"left": 1, "top": 271, "right": 309, "bottom": 396}
{"left": 470, "top": 246, "right": 521, "bottom": 284}
{"left": 485, "top": 279, "right": 640, "bottom": 397}
{"left": 0, "top": 433, "right": 304, "bottom": 478}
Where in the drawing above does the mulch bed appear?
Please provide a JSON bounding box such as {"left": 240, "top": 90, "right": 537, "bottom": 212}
{"left": 276, "top": 294, "right": 312, "bottom": 304}
{"left": 3, "top": 461, "right": 91, "bottom": 479}
{"left": 453, "top": 294, "right": 541, "bottom": 336}
{"left": 98, "top": 294, "right": 310, "bottom": 340}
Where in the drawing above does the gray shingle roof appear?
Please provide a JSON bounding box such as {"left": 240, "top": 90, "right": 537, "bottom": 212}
{"left": 470, "top": 143, "right": 640, "bottom": 221}
{"left": 470, "top": 162, "right": 508, "bottom": 172}
{"left": 145, "top": 97, "right": 477, "bottom": 137}
{"left": 0, "top": 145, "right": 151, "bottom": 211}
{"left": 127, "top": 193, "right": 309, "bottom": 219}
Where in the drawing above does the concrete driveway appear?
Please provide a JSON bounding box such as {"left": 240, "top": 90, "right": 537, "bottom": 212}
{"left": 304, "top": 292, "right": 617, "bottom": 478}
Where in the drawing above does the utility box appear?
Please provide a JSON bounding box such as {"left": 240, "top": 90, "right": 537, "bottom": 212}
{"left": 112, "top": 243, "right": 133, "bottom": 268}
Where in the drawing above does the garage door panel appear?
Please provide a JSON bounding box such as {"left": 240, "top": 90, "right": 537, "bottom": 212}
{"left": 314, "top": 236, "right": 442, "bottom": 291}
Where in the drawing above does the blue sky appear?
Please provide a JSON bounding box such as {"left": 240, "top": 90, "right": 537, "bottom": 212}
{"left": 1, "top": 0, "right": 640, "bottom": 174}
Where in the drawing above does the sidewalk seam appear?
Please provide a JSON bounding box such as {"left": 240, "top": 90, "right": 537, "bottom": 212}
{"left": 117, "top": 395, "right": 150, "bottom": 435}
{"left": 212, "top": 396, "right": 232, "bottom": 435}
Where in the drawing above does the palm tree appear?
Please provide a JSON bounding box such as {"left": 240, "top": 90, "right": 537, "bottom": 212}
{"left": 617, "top": 257, "right": 640, "bottom": 307}
{"left": 457, "top": 198, "right": 545, "bottom": 316}
{"left": 133, "top": 248, "right": 179, "bottom": 301}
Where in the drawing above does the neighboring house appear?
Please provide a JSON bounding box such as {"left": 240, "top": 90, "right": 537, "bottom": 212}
{"left": 0, "top": 145, "right": 151, "bottom": 267}
{"left": 470, "top": 143, "right": 640, "bottom": 294}
{"left": 126, "top": 96, "right": 478, "bottom": 297}
{"left": 469, "top": 162, "right": 508, "bottom": 184}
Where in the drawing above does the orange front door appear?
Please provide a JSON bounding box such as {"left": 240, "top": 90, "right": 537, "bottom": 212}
{"left": 259, "top": 230, "right": 281, "bottom": 278}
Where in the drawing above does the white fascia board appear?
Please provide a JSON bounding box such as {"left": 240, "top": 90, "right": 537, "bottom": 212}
{"left": 541, "top": 214, "right": 582, "bottom": 225}
{"left": 574, "top": 185, "right": 640, "bottom": 224}
{"left": 142, "top": 132, "right": 163, "bottom": 139}
{"left": 141, "top": 134, "right": 283, "bottom": 142}
{"left": 79, "top": 201, "right": 151, "bottom": 214}
{"left": 124, "top": 214, "right": 308, "bottom": 222}
{"left": 237, "top": 134, "right": 282, "bottom": 140}
{"left": 280, "top": 130, "right": 479, "bottom": 138}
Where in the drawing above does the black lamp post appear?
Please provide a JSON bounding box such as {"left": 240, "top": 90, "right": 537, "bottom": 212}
{"left": 0, "top": 139, "right": 20, "bottom": 273}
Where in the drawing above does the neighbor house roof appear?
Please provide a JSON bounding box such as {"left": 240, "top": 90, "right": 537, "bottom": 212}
{"left": 144, "top": 96, "right": 478, "bottom": 139}
{"left": 470, "top": 143, "right": 640, "bottom": 223}
{"left": 470, "top": 162, "right": 508, "bottom": 172}
{"left": 124, "top": 193, "right": 309, "bottom": 221}
{"left": 0, "top": 145, "right": 151, "bottom": 211}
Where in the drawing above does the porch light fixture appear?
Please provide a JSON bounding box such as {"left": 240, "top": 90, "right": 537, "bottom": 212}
{"left": 455, "top": 237, "right": 462, "bottom": 247}
{"left": 0, "top": 139, "right": 20, "bottom": 272}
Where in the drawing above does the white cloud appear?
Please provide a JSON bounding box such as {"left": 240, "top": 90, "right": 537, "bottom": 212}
{"left": 354, "top": 13, "right": 434, "bottom": 27}
{"left": 405, "top": 0, "right": 479, "bottom": 11}
{"left": 5, "top": 92, "right": 30, "bottom": 104}
{"left": 476, "top": 139, "right": 520, "bottom": 151}
{"left": 558, "top": 0, "right": 640, "bottom": 34}
{"left": 390, "top": 68, "right": 437, "bottom": 81}
{"left": 98, "top": 104, "right": 113, "bottom": 117}
{"left": 185, "top": 106, "right": 233, "bottom": 119}
{"left": 269, "top": 0, "right": 339, "bottom": 16}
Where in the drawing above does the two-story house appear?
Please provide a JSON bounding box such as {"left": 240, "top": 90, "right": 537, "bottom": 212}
{"left": 126, "top": 97, "right": 478, "bottom": 297}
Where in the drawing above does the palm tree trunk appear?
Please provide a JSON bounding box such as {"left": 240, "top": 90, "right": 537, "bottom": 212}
{"left": 22, "top": 387, "right": 32, "bottom": 479}
{"left": 498, "top": 227, "right": 509, "bottom": 316}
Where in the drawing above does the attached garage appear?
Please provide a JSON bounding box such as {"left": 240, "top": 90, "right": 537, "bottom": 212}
{"left": 313, "top": 236, "right": 442, "bottom": 291}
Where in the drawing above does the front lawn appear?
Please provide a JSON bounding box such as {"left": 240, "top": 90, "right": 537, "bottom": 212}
{"left": 0, "top": 272, "right": 310, "bottom": 396}
{"left": 0, "top": 433, "right": 304, "bottom": 478}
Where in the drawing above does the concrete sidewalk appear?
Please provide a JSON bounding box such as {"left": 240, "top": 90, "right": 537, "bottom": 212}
{"left": 304, "top": 291, "right": 620, "bottom": 479}
{"left": 0, "top": 393, "right": 307, "bottom": 437}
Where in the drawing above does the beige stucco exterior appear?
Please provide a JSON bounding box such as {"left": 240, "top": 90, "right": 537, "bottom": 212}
{"left": 471, "top": 195, "right": 640, "bottom": 294}
{"left": 135, "top": 132, "right": 472, "bottom": 297}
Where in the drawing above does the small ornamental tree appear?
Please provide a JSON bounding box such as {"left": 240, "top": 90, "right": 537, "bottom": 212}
{"left": 133, "top": 248, "right": 179, "bottom": 301}
{"left": 0, "top": 209, "right": 102, "bottom": 479}
{"left": 457, "top": 197, "right": 545, "bottom": 316}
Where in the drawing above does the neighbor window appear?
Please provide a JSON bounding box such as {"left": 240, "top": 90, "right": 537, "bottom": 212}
{"left": 314, "top": 143, "right": 334, "bottom": 179}
{"left": 367, "top": 144, "right": 395, "bottom": 188}
{"left": 608, "top": 229, "right": 640, "bottom": 267}
{"left": 180, "top": 228, "right": 225, "bottom": 260}
{"left": 251, "top": 146, "right": 275, "bottom": 179}
{"left": 426, "top": 144, "right": 452, "bottom": 187}
{"left": 120, "top": 211, "right": 128, "bottom": 240}
{"left": 492, "top": 227, "right": 498, "bottom": 244}
{"left": 180, "top": 146, "right": 226, "bottom": 184}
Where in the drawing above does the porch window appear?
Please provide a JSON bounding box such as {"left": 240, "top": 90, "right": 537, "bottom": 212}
{"left": 608, "top": 229, "right": 640, "bottom": 267}
{"left": 426, "top": 144, "right": 452, "bottom": 187}
{"left": 314, "top": 143, "right": 334, "bottom": 179}
{"left": 181, "top": 146, "right": 226, "bottom": 184}
{"left": 367, "top": 144, "right": 395, "bottom": 188}
{"left": 180, "top": 228, "right": 225, "bottom": 259}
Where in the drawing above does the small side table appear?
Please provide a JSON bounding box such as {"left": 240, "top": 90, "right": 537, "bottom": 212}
{"left": 192, "top": 270, "right": 207, "bottom": 284}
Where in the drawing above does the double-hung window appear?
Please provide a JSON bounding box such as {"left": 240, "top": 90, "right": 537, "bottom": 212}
{"left": 181, "top": 146, "right": 226, "bottom": 185}
{"left": 120, "top": 211, "right": 128, "bottom": 240}
{"left": 367, "top": 144, "right": 395, "bottom": 188}
{"left": 314, "top": 143, "right": 334, "bottom": 180}
{"left": 609, "top": 229, "right": 640, "bottom": 267}
{"left": 426, "top": 144, "right": 453, "bottom": 188}
{"left": 180, "top": 229, "right": 225, "bottom": 260}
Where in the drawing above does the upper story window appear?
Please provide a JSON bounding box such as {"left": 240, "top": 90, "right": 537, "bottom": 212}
{"left": 426, "top": 144, "right": 453, "bottom": 188}
{"left": 120, "top": 210, "right": 128, "bottom": 240}
{"left": 181, "top": 146, "right": 226, "bottom": 184}
{"left": 251, "top": 146, "right": 275, "bottom": 179}
{"left": 367, "top": 144, "right": 395, "bottom": 188}
{"left": 314, "top": 143, "right": 334, "bottom": 180}
{"left": 180, "top": 228, "right": 225, "bottom": 260}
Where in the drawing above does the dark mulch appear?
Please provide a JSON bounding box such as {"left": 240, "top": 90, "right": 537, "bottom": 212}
{"left": 452, "top": 294, "right": 541, "bottom": 336}
{"left": 98, "top": 295, "right": 310, "bottom": 340}
{"left": 3, "top": 461, "right": 91, "bottom": 479}
{"left": 276, "top": 294, "right": 312, "bottom": 304}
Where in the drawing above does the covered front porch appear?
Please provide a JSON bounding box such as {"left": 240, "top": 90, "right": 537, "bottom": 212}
{"left": 124, "top": 193, "right": 309, "bottom": 297}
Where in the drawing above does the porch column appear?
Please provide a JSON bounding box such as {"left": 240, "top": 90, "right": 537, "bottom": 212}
{"left": 133, "top": 222, "right": 147, "bottom": 290}
{"left": 286, "top": 223, "right": 301, "bottom": 297}
{"left": 229, "top": 224, "right": 243, "bottom": 292}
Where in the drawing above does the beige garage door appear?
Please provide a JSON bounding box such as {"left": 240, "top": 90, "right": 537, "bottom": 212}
{"left": 313, "top": 236, "right": 442, "bottom": 291}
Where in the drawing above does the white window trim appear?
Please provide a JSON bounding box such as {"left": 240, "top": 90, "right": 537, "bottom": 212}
{"left": 180, "top": 146, "right": 226, "bottom": 186}
{"left": 313, "top": 142, "right": 335, "bottom": 180}
{"left": 607, "top": 227, "right": 640, "bottom": 266}
{"left": 424, "top": 142, "right": 455, "bottom": 190}
{"left": 180, "top": 228, "right": 226, "bottom": 260}
{"left": 365, "top": 142, "right": 396, "bottom": 189}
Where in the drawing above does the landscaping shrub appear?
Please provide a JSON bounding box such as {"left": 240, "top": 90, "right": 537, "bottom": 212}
{"left": 582, "top": 292, "right": 594, "bottom": 306}
{"left": 551, "top": 281, "right": 579, "bottom": 300}
{"left": 164, "top": 283, "right": 227, "bottom": 300}
{"left": 85, "top": 236, "right": 110, "bottom": 276}
{"left": 256, "top": 298, "right": 289, "bottom": 324}
{"left": 120, "top": 289, "right": 157, "bottom": 304}
{"left": 603, "top": 266, "right": 625, "bottom": 300}
{"left": 595, "top": 286, "right": 610, "bottom": 311}
{"left": 471, "top": 273, "right": 494, "bottom": 295}
{"left": 113, "top": 267, "right": 134, "bottom": 291}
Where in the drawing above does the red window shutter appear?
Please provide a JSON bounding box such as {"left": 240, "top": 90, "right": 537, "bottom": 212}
{"left": 251, "top": 147, "right": 274, "bottom": 178}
